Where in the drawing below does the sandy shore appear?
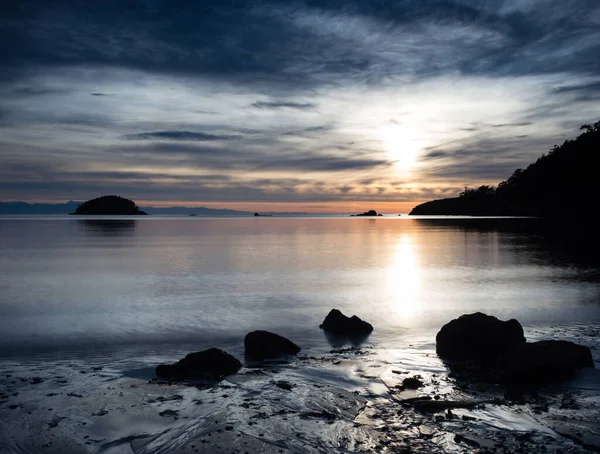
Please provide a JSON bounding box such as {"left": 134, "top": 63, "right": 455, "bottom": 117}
{"left": 1, "top": 324, "right": 599, "bottom": 453}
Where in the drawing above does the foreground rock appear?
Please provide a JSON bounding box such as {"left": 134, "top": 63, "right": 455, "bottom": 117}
{"left": 320, "top": 309, "right": 373, "bottom": 336}
{"left": 436, "top": 312, "right": 525, "bottom": 361}
{"left": 244, "top": 330, "right": 301, "bottom": 360}
{"left": 504, "top": 340, "right": 594, "bottom": 384}
{"left": 437, "top": 313, "right": 595, "bottom": 386}
{"left": 155, "top": 348, "right": 242, "bottom": 381}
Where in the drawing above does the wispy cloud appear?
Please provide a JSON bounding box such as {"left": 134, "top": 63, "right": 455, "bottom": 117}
{"left": 251, "top": 101, "right": 317, "bottom": 110}
{"left": 123, "top": 131, "right": 238, "bottom": 141}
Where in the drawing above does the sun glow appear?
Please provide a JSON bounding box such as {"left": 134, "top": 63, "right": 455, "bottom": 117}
{"left": 379, "top": 125, "right": 422, "bottom": 172}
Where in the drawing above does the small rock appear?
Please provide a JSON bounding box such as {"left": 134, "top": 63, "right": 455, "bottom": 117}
{"left": 273, "top": 380, "right": 295, "bottom": 391}
{"left": 244, "top": 330, "right": 301, "bottom": 360}
{"left": 155, "top": 348, "right": 242, "bottom": 381}
{"left": 319, "top": 309, "right": 373, "bottom": 337}
{"left": 454, "top": 434, "right": 480, "bottom": 448}
{"left": 401, "top": 376, "right": 424, "bottom": 389}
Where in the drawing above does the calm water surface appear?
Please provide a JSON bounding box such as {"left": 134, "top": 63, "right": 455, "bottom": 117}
{"left": 1, "top": 216, "right": 599, "bottom": 363}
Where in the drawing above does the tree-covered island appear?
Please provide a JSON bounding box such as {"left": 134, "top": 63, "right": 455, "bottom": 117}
{"left": 71, "top": 195, "right": 148, "bottom": 215}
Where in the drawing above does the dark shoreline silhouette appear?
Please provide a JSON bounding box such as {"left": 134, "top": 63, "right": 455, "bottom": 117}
{"left": 410, "top": 121, "right": 600, "bottom": 218}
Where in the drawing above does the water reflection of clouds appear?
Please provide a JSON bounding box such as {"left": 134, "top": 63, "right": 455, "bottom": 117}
{"left": 387, "top": 235, "right": 421, "bottom": 319}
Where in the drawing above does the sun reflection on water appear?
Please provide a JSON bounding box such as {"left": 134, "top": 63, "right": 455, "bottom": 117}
{"left": 387, "top": 235, "right": 422, "bottom": 319}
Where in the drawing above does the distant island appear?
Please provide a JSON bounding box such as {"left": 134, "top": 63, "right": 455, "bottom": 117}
{"left": 410, "top": 121, "right": 600, "bottom": 217}
{"left": 0, "top": 201, "right": 254, "bottom": 216}
{"left": 351, "top": 210, "right": 383, "bottom": 217}
{"left": 0, "top": 202, "right": 318, "bottom": 216}
{"left": 71, "top": 195, "right": 147, "bottom": 215}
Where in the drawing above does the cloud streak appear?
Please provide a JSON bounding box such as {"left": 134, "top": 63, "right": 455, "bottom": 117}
{"left": 251, "top": 101, "right": 317, "bottom": 110}
{"left": 123, "top": 131, "right": 238, "bottom": 141}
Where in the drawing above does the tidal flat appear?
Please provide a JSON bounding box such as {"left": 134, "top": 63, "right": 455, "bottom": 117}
{"left": 1, "top": 322, "right": 599, "bottom": 453}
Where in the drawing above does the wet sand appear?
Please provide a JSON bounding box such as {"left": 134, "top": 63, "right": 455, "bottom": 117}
{"left": 1, "top": 323, "right": 599, "bottom": 453}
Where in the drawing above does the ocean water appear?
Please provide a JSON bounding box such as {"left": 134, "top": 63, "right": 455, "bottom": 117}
{"left": 1, "top": 216, "right": 600, "bottom": 453}
{"left": 1, "top": 216, "right": 598, "bottom": 363}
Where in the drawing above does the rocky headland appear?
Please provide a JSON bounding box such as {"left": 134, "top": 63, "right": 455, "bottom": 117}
{"left": 410, "top": 121, "right": 600, "bottom": 218}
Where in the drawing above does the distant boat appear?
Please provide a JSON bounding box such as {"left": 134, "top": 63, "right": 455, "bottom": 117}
{"left": 189, "top": 213, "right": 197, "bottom": 216}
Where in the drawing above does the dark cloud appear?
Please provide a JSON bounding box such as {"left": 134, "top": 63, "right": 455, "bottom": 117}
{"left": 251, "top": 101, "right": 317, "bottom": 110}
{"left": 551, "top": 80, "right": 600, "bottom": 101}
{"left": 490, "top": 122, "right": 533, "bottom": 128}
{"left": 2, "top": 0, "right": 598, "bottom": 90}
{"left": 552, "top": 81, "right": 600, "bottom": 94}
{"left": 117, "top": 141, "right": 391, "bottom": 172}
{"left": 420, "top": 134, "right": 569, "bottom": 183}
{"left": 123, "top": 131, "right": 238, "bottom": 141}
{"left": 422, "top": 162, "right": 528, "bottom": 182}
{"left": 281, "top": 125, "right": 331, "bottom": 136}
{"left": 0, "top": 86, "right": 70, "bottom": 98}
{"left": 251, "top": 156, "right": 390, "bottom": 172}
{"left": 59, "top": 171, "right": 233, "bottom": 182}
{"left": 424, "top": 150, "right": 450, "bottom": 159}
{"left": 457, "top": 122, "right": 532, "bottom": 132}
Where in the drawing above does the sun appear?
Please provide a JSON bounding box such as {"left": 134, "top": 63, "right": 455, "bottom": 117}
{"left": 379, "top": 125, "right": 421, "bottom": 171}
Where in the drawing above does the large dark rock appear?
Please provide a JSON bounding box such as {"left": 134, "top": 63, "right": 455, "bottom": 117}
{"left": 244, "top": 330, "right": 301, "bottom": 360}
{"left": 504, "top": 340, "right": 594, "bottom": 384}
{"left": 319, "top": 309, "right": 373, "bottom": 336}
{"left": 437, "top": 314, "right": 595, "bottom": 386}
{"left": 155, "top": 348, "right": 242, "bottom": 381}
{"left": 436, "top": 312, "right": 525, "bottom": 361}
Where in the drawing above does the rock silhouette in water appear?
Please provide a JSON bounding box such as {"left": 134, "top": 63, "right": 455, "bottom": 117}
{"left": 72, "top": 195, "right": 147, "bottom": 215}
{"left": 351, "top": 210, "right": 382, "bottom": 217}
{"left": 319, "top": 309, "right": 373, "bottom": 336}
{"left": 155, "top": 348, "right": 241, "bottom": 381}
{"left": 436, "top": 312, "right": 594, "bottom": 385}
{"left": 503, "top": 340, "right": 594, "bottom": 384}
{"left": 244, "top": 330, "right": 301, "bottom": 360}
{"left": 435, "top": 312, "right": 525, "bottom": 361}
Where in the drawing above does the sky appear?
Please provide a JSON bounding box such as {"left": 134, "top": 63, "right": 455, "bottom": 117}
{"left": 1, "top": 0, "right": 599, "bottom": 213}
